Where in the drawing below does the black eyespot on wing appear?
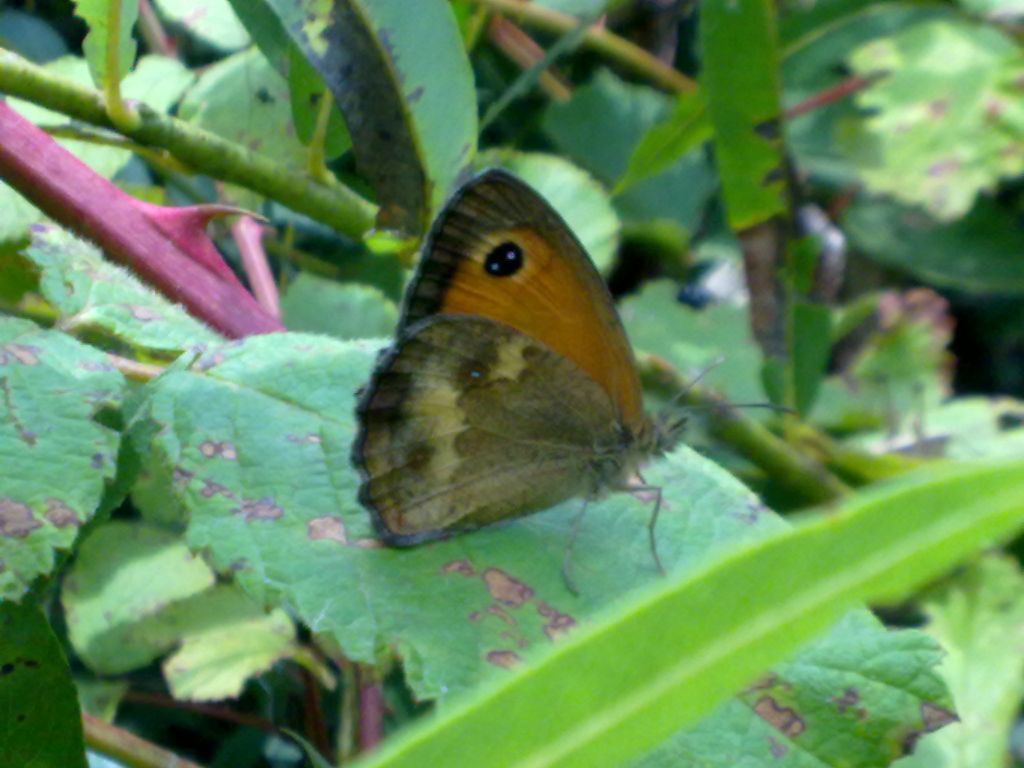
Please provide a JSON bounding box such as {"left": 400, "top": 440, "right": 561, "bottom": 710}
{"left": 484, "top": 242, "right": 523, "bottom": 277}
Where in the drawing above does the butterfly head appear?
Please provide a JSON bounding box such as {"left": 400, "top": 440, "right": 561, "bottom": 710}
{"left": 651, "top": 410, "right": 687, "bottom": 456}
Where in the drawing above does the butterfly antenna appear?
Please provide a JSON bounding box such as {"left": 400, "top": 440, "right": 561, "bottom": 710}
{"left": 666, "top": 356, "right": 726, "bottom": 408}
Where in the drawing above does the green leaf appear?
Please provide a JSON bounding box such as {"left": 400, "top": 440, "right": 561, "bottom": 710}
{"left": 640, "top": 612, "right": 949, "bottom": 767}
{"left": 62, "top": 521, "right": 216, "bottom": 673}
{"left": 791, "top": 301, "right": 832, "bottom": 415}
{"left": 895, "top": 555, "right": 1024, "bottom": 768}
{"left": 287, "top": 44, "right": 351, "bottom": 160}
{"left": 359, "top": 459, "right": 1024, "bottom": 768}
{"left": 844, "top": 197, "right": 1024, "bottom": 294}
{"left": 782, "top": 3, "right": 951, "bottom": 187}
{"left": 280, "top": 274, "right": 398, "bottom": 339}
{"left": 158, "top": 585, "right": 298, "bottom": 701}
{"left": 0, "top": 318, "right": 124, "bottom": 601}
{"left": 0, "top": 601, "right": 86, "bottom": 768}
{"left": 125, "top": 333, "right": 945, "bottom": 764}
{"left": 543, "top": 69, "right": 715, "bottom": 235}
{"left": 261, "top": 0, "right": 477, "bottom": 233}
{"left": 620, "top": 281, "right": 766, "bottom": 406}
{"left": 179, "top": 47, "right": 309, "bottom": 169}
{"left": 151, "top": 0, "right": 250, "bottom": 50}
{"left": 617, "top": 90, "right": 712, "bottom": 194}
{"left": 62, "top": 520, "right": 298, "bottom": 699}
{"left": 22, "top": 225, "right": 221, "bottom": 353}
{"left": 701, "top": 0, "right": 787, "bottom": 229}
{"left": 73, "top": 0, "right": 139, "bottom": 89}
{"left": 845, "top": 19, "right": 1024, "bottom": 220}
{"left": 477, "top": 150, "right": 620, "bottom": 274}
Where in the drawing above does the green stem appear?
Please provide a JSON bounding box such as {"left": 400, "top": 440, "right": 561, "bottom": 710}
{"left": 467, "top": 0, "right": 697, "bottom": 93}
{"left": 639, "top": 354, "right": 849, "bottom": 504}
{"left": 83, "top": 714, "right": 205, "bottom": 768}
{"left": 307, "top": 90, "right": 335, "bottom": 184}
{"left": 102, "top": 0, "right": 140, "bottom": 130}
{"left": 0, "top": 50, "right": 378, "bottom": 239}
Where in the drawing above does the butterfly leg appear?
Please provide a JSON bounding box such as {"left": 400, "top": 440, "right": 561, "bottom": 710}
{"left": 562, "top": 499, "right": 590, "bottom": 596}
{"left": 627, "top": 479, "right": 666, "bottom": 577}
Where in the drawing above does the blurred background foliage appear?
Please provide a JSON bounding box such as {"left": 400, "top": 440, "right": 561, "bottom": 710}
{"left": 0, "top": 0, "right": 1023, "bottom": 766}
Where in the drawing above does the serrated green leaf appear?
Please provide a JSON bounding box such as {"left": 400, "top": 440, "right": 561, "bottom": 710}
{"left": 0, "top": 318, "right": 124, "bottom": 601}
{"left": 281, "top": 274, "right": 397, "bottom": 339}
{"left": 701, "top": 0, "right": 787, "bottom": 229}
{"left": 73, "top": 0, "right": 139, "bottom": 89}
{"left": 0, "top": 601, "right": 86, "bottom": 768}
{"left": 846, "top": 19, "right": 1024, "bottom": 220}
{"left": 125, "top": 332, "right": 945, "bottom": 763}
{"left": 359, "top": 459, "right": 1024, "bottom": 768}
{"left": 22, "top": 225, "right": 221, "bottom": 353}
{"left": 896, "top": 555, "right": 1024, "bottom": 768}
{"left": 260, "top": 0, "right": 477, "bottom": 233}
{"left": 477, "top": 150, "right": 620, "bottom": 274}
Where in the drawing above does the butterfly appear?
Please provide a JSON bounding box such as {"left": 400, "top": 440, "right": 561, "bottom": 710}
{"left": 352, "top": 169, "right": 683, "bottom": 581}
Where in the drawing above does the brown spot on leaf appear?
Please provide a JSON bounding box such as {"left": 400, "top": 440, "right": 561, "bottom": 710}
{"left": 483, "top": 568, "right": 533, "bottom": 607}
{"left": 746, "top": 674, "right": 779, "bottom": 692}
{"left": 91, "top": 453, "right": 105, "bottom": 469}
{"left": 753, "top": 696, "right": 805, "bottom": 738}
{"left": 831, "top": 687, "right": 866, "bottom": 719}
{"left": 173, "top": 467, "right": 195, "bottom": 487}
{"left": 199, "top": 441, "right": 236, "bottom": 460}
{"left": 2, "top": 344, "right": 41, "bottom": 365}
{"left": 45, "top": 499, "right": 79, "bottom": 528}
{"left": 486, "top": 650, "right": 521, "bottom": 669}
{"left": 286, "top": 433, "right": 322, "bottom": 444}
{"left": 408, "top": 85, "right": 425, "bottom": 104}
{"left": 537, "top": 602, "right": 576, "bottom": 640}
{"left": 234, "top": 497, "right": 284, "bottom": 522}
{"left": 927, "top": 99, "right": 948, "bottom": 118}
{"left": 468, "top": 611, "right": 482, "bottom": 622}
{"left": 200, "top": 479, "right": 233, "bottom": 499}
{"left": 308, "top": 516, "right": 348, "bottom": 544}
{"left": 442, "top": 559, "right": 475, "bottom": 577}
{"left": 0, "top": 500, "right": 40, "bottom": 538}
{"left": 487, "top": 604, "right": 516, "bottom": 627}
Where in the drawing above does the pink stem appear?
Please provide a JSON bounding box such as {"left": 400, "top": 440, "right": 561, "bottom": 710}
{"left": 0, "top": 100, "right": 282, "bottom": 338}
{"left": 232, "top": 216, "right": 280, "bottom": 319}
{"left": 358, "top": 674, "right": 385, "bottom": 752}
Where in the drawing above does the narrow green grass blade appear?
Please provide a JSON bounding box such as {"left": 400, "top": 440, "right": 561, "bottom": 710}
{"left": 359, "top": 460, "right": 1024, "bottom": 768}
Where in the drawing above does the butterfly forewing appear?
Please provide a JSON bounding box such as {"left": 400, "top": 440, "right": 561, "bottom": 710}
{"left": 354, "top": 316, "right": 624, "bottom": 543}
{"left": 400, "top": 170, "right": 646, "bottom": 431}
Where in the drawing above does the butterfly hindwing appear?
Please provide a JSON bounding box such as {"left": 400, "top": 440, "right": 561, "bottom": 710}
{"left": 354, "top": 315, "right": 625, "bottom": 543}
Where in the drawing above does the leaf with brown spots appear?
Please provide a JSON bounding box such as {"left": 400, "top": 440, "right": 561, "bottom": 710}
{"left": 21, "top": 227, "right": 220, "bottom": 354}
{"left": 125, "top": 331, "right": 958, "bottom": 767}
{"left": 0, "top": 318, "right": 124, "bottom": 600}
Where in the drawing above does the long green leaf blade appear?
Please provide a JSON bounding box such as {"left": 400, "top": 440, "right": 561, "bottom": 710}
{"left": 358, "top": 460, "right": 1024, "bottom": 768}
